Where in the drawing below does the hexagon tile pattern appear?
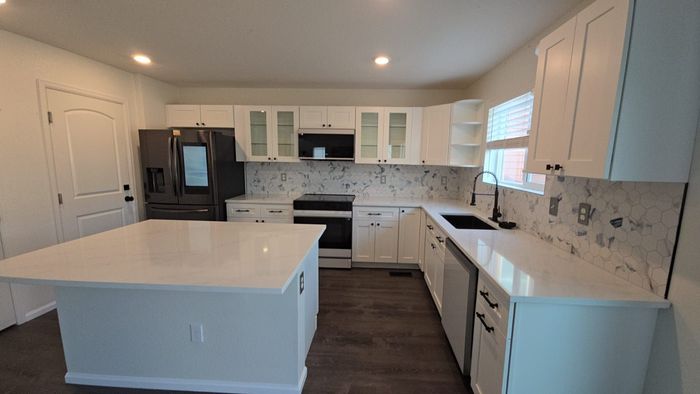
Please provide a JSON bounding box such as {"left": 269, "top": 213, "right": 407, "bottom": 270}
{"left": 464, "top": 170, "right": 684, "bottom": 297}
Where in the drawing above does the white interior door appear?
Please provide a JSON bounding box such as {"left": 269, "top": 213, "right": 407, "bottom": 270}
{"left": 47, "top": 88, "right": 135, "bottom": 241}
{"left": 0, "top": 234, "right": 17, "bottom": 330}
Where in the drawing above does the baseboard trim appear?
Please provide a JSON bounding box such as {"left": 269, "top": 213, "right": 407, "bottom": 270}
{"left": 19, "top": 300, "right": 56, "bottom": 324}
{"left": 65, "top": 367, "right": 307, "bottom": 394}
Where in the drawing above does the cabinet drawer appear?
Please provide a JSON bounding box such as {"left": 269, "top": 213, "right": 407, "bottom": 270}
{"left": 477, "top": 276, "right": 510, "bottom": 335}
{"left": 227, "top": 204, "right": 260, "bottom": 218}
{"left": 261, "top": 205, "right": 292, "bottom": 218}
{"left": 354, "top": 206, "right": 400, "bottom": 221}
{"left": 473, "top": 299, "right": 507, "bottom": 394}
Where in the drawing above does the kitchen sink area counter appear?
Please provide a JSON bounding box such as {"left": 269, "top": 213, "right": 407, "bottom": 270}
{"left": 354, "top": 196, "right": 667, "bottom": 307}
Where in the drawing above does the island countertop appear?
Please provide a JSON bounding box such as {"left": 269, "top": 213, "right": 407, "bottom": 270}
{"left": 0, "top": 220, "right": 325, "bottom": 294}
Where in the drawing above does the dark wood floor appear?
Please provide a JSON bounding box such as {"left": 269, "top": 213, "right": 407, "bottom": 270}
{"left": 0, "top": 268, "right": 471, "bottom": 394}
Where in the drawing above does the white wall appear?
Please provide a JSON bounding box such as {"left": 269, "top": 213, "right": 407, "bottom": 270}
{"left": 177, "top": 86, "right": 466, "bottom": 107}
{"left": 0, "top": 29, "right": 176, "bottom": 324}
{"left": 643, "top": 124, "right": 700, "bottom": 394}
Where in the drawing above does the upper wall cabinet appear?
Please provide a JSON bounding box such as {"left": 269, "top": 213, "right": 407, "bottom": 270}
{"left": 421, "top": 104, "right": 451, "bottom": 166}
{"left": 527, "top": 0, "right": 700, "bottom": 182}
{"left": 166, "top": 105, "right": 234, "bottom": 128}
{"left": 299, "top": 106, "right": 356, "bottom": 129}
{"left": 355, "top": 107, "right": 421, "bottom": 165}
{"left": 235, "top": 106, "right": 299, "bottom": 162}
{"left": 421, "top": 101, "right": 483, "bottom": 167}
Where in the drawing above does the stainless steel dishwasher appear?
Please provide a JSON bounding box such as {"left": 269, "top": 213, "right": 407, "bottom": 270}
{"left": 442, "top": 238, "right": 479, "bottom": 377}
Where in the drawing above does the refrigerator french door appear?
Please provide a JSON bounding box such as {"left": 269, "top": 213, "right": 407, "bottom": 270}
{"left": 139, "top": 129, "right": 245, "bottom": 221}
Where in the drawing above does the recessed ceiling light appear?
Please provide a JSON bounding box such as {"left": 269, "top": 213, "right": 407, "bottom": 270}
{"left": 374, "top": 56, "right": 390, "bottom": 66}
{"left": 132, "top": 54, "right": 152, "bottom": 65}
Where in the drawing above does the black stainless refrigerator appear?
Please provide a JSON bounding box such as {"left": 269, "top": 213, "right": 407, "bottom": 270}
{"left": 139, "top": 128, "right": 245, "bottom": 221}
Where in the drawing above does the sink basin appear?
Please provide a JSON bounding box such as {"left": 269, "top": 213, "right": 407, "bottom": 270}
{"left": 441, "top": 214, "right": 496, "bottom": 230}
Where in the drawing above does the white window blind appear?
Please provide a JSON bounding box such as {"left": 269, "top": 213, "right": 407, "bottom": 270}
{"left": 483, "top": 92, "right": 545, "bottom": 194}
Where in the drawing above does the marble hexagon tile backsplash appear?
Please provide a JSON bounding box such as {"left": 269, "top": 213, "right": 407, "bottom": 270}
{"left": 464, "top": 170, "right": 684, "bottom": 297}
{"left": 245, "top": 161, "right": 466, "bottom": 199}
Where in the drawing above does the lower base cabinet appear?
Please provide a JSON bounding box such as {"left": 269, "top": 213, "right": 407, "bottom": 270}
{"left": 226, "top": 203, "right": 293, "bottom": 223}
{"left": 352, "top": 206, "right": 420, "bottom": 265}
{"left": 423, "top": 216, "right": 446, "bottom": 314}
{"left": 470, "top": 274, "right": 662, "bottom": 394}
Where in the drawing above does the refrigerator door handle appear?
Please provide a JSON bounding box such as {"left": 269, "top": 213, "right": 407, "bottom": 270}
{"left": 175, "top": 137, "right": 184, "bottom": 197}
{"left": 172, "top": 136, "right": 181, "bottom": 197}
{"left": 168, "top": 136, "right": 177, "bottom": 197}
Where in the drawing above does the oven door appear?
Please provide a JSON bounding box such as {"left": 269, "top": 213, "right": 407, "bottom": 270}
{"left": 293, "top": 214, "right": 352, "bottom": 255}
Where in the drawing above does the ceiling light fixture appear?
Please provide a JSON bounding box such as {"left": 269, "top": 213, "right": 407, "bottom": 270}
{"left": 374, "top": 56, "right": 390, "bottom": 66}
{"left": 132, "top": 54, "right": 152, "bottom": 65}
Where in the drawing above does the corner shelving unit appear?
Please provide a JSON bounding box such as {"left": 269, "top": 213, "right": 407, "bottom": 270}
{"left": 449, "top": 99, "right": 484, "bottom": 167}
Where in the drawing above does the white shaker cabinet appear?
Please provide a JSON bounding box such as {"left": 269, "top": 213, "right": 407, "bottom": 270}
{"left": 527, "top": 0, "right": 700, "bottom": 182}
{"left": 397, "top": 207, "right": 421, "bottom": 263}
{"left": 235, "top": 106, "right": 299, "bottom": 162}
{"left": 300, "top": 106, "right": 355, "bottom": 129}
{"left": 355, "top": 107, "right": 418, "bottom": 165}
{"left": 226, "top": 203, "right": 293, "bottom": 224}
{"left": 420, "top": 104, "right": 451, "bottom": 166}
{"left": 373, "top": 220, "right": 399, "bottom": 263}
{"left": 166, "top": 105, "right": 234, "bottom": 128}
{"left": 351, "top": 207, "right": 399, "bottom": 264}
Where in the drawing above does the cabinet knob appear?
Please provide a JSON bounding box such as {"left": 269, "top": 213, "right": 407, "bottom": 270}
{"left": 273, "top": 157, "right": 277, "bottom": 160}
{"left": 378, "top": 159, "right": 381, "bottom": 163}
{"left": 328, "top": 124, "right": 332, "bottom": 127}
{"left": 377, "top": 223, "right": 381, "bottom": 226}
{"left": 383, "top": 160, "right": 387, "bottom": 163}
{"left": 322, "top": 124, "right": 326, "bottom": 127}
{"left": 546, "top": 164, "right": 553, "bottom": 170}
{"left": 370, "top": 223, "right": 374, "bottom": 226}
{"left": 422, "top": 160, "right": 425, "bottom": 164}
{"left": 268, "top": 157, "right": 271, "bottom": 160}
{"left": 202, "top": 123, "right": 206, "bottom": 126}
{"left": 261, "top": 220, "right": 265, "bottom": 223}
{"left": 554, "top": 163, "right": 563, "bottom": 171}
{"left": 196, "top": 122, "right": 200, "bottom": 126}
{"left": 401, "top": 210, "right": 405, "bottom": 213}
{"left": 255, "top": 220, "right": 259, "bottom": 223}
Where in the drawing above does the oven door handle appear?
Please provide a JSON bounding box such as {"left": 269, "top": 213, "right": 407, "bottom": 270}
{"left": 293, "top": 210, "right": 352, "bottom": 218}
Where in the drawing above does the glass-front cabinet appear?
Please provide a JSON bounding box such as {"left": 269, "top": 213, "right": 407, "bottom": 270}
{"left": 355, "top": 107, "right": 414, "bottom": 164}
{"left": 356, "top": 107, "right": 384, "bottom": 163}
{"left": 273, "top": 106, "right": 299, "bottom": 162}
{"left": 240, "top": 106, "right": 299, "bottom": 162}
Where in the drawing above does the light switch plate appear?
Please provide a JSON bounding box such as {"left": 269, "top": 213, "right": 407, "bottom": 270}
{"left": 578, "top": 203, "right": 591, "bottom": 225}
{"left": 549, "top": 197, "right": 559, "bottom": 216}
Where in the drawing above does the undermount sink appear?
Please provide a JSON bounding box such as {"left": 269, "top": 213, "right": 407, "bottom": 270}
{"left": 441, "top": 214, "right": 497, "bottom": 230}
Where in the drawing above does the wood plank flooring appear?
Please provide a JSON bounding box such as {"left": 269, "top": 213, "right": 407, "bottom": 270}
{"left": 0, "top": 268, "right": 471, "bottom": 394}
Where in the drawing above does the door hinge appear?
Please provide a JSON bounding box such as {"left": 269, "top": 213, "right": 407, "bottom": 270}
{"left": 47, "top": 111, "right": 53, "bottom": 124}
{"left": 57, "top": 193, "right": 63, "bottom": 205}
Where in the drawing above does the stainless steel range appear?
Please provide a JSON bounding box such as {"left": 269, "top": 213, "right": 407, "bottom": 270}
{"left": 293, "top": 194, "right": 355, "bottom": 269}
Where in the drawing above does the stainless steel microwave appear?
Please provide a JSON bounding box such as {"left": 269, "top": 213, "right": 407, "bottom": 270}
{"left": 298, "top": 129, "right": 354, "bottom": 161}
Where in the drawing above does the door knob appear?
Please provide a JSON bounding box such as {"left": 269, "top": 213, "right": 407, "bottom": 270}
{"left": 124, "top": 196, "right": 134, "bottom": 202}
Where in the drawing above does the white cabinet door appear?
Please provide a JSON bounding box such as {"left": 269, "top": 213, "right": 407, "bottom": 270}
{"left": 384, "top": 108, "right": 413, "bottom": 165}
{"left": 471, "top": 302, "right": 507, "bottom": 394}
{"left": 433, "top": 247, "right": 445, "bottom": 313}
{"left": 374, "top": 220, "right": 399, "bottom": 263}
{"left": 200, "top": 105, "right": 234, "bottom": 128}
{"left": 272, "top": 106, "right": 299, "bottom": 162}
{"left": 398, "top": 207, "right": 421, "bottom": 263}
{"left": 424, "top": 236, "right": 437, "bottom": 290}
{"left": 327, "top": 106, "right": 356, "bottom": 129}
{"left": 561, "top": 0, "right": 629, "bottom": 178}
{"left": 356, "top": 107, "right": 385, "bottom": 164}
{"left": 526, "top": 18, "right": 576, "bottom": 175}
{"left": 418, "top": 209, "right": 427, "bottom": 271}
{"left": 244, "top": 106, "right": 273, "bottom": 162}
{"left": 421, "top": 104, "right": 451, "bottom": 165}
{"left": 0, "top": 282, "right": 16, "bottom": 331}
{"left": 352, "top": 219, "right": 375, "bottom": 262}
{"left": 166, "top": 105, "right": 201, "bottom": 127}
{"left": 299, "top": 106, "right": 327, "bottom": 128}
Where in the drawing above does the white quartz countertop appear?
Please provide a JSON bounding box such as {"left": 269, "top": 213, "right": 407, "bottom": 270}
{"left": 355, "top": 197, "right": 669, "bottom": 308}
{"left": 0, "top": 220, "right": 325, "bottom": 294}
{"left": 225, "top": 194, "right": 297, "bottom": 204}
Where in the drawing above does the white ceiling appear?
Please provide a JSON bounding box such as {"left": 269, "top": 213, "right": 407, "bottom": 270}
{"left": 0, "top": 0, "right": 582, "bottom": 89}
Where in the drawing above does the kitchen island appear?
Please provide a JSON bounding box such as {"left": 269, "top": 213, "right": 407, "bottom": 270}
{"left": 0, "top": 220, "right": 325, "bottom": 394}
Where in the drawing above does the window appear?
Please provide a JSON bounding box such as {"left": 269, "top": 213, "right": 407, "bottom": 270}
{"left": 483, "top": 92, "right": 545, "bottom": 194}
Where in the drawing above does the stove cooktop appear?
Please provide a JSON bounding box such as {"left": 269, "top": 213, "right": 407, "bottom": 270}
{"left": 294, "top": 194, "right": 356, "bottom": 203}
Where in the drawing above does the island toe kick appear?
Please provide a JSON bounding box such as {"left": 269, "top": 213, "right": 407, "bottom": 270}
{"left": 56, "top": 247, "right": 319, "bottom": 394}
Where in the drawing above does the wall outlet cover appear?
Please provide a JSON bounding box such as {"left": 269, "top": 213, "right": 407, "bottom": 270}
{"left": 380, "top": 175, "right": 386, "bottom": 184}
{"left": 549, "top": 197, "right": 559, "bottom": 216}
{"left": 190, "top": 323, "right": 204, "bottom": 343}
{"left": 441, "top": 176, "right": 448, "bottom": 185}
{"left": 578, "top": 203, "right": 591, "bottom": 225}
{"left": 280, "top": 173, "right": 287, "bottom": 182}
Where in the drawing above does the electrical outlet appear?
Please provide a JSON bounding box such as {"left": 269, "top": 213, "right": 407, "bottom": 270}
{"left": 190, "top": 323, "right": 204, "bottom": 343}
{"left": 441, "top": 176, "right": 448, "bottom": 185}
{"left": 549, "top": 197, "right": 559, "bottom": 216}
{"left": 280, "top": 173, "right": 287, "bottom": 182}
{"left": 380, "top": 175, "right": 386, "bottom": 184}
{"left": 578, "top": 203, "right": 591, "bottom": 225}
